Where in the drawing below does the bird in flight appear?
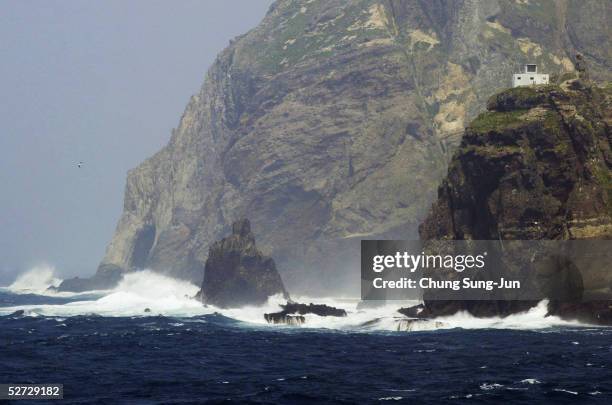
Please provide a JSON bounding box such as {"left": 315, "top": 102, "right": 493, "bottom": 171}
{"left": 77, "top": 161, "right": 84, "bottom": 168}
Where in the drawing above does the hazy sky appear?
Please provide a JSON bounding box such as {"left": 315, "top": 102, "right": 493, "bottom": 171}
{"left": 0, "top": 0, "right": 273, "bottom": 284}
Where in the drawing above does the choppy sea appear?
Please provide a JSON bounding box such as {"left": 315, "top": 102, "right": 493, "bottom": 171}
{"left": 1, "top": 267, "right": 610, "bottom": 403}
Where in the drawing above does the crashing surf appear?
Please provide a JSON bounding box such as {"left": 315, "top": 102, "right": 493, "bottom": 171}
{"left": 0, "top": 268, "right": 592, "bottom": 331}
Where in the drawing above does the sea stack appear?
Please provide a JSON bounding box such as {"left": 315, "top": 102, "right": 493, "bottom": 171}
{"left": 198, "top": 219, "right": 289, "bottom": 308}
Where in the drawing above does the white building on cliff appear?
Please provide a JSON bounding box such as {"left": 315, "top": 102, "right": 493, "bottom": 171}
{"left": 512, "top": 64, "right": 549, "bottom": 87}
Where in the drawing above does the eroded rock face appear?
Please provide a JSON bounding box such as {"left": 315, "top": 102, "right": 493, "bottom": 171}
{"left": 420, "top": 83, "right": 612, "bottom": 241}
{"left": 92, "top": 0, "right": 610, "bottom": 295}
{"left": 416, "top": 81, "right": 612, "bottom": 322}
{"left": 198, "top": 219, "right": 289, "bottom": 308}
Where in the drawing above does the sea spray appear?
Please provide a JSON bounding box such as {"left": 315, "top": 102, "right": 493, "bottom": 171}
{"left": 1, "top": 270, "right": 206, "bottom": 318}
{"left": 429, "top": 300, "right": 579, "bottom": 330}
{"left": 7, "top": 264, "right": 61, "bottom": 293}
{"left": 0, "top": 272, "right": 588, "bottom": 332}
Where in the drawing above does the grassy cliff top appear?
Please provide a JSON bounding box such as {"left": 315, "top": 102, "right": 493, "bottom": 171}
{"left": 467, "top": 80, "right": 611, "bottom": 135}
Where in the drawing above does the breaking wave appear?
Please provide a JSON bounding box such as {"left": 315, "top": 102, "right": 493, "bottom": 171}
{"left": 1, "top": 271, "right": 204, "bottom": 317}
{"left": 399, "top": 300, "right": 582, "bottom": 331}
{"left": 0, "top": 270, "right": 591, "bottom": 331}
{"left": 7, "top": 264, "right": 61, "bottom": 293}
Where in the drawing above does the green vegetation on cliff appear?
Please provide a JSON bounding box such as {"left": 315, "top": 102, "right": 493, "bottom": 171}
{"left": 78, "top": 0, "right": 612, "bottom": 296}
{"left": 469, "top": 110, "right": 527, "bottom": 134}
{"left": 422, "top": 80, "right": 612, "bottom": 241}
{"left": 416, "top": 79, "right": 612, "bottom": 323}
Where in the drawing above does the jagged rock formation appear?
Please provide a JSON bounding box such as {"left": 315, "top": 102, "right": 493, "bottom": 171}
{"left": 413, "top": 79, "right": 612, "bottom": 324}
{"left": 81, "top": 0, "right": 610, "bottom": 294}
{"left": 198, "top": 219, "right": 288, "bottom": 308}
{"left": 264, "top": 302, "right": 347, "bottom": 325}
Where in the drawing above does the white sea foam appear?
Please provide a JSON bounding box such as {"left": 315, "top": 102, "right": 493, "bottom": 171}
{"left": 1, "top": 270, "right": 208, "bottom": 317}
{"left": 553, "top": 388, "right": 578, "bottom": 395}
{"left": 0, "top": 269, "right": 595, "bottom": 331}
{"left": 7, "top": 264, "right": 61, "bottom": 293}
{"left": 480, "top": 383, "right": 504, "bottom": 390}
{"left": 222, "top": 294, "right": 420, "bottom": 331}
{"left": 212, "top": 296, "right": 583, "bottom": 331}
{"left": 422, "top": 300, "right": 582, "bottom": 330}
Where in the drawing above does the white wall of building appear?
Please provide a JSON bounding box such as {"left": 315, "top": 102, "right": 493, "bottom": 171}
{"left": 512, "top": 73, "right": 549, "bottom": 87}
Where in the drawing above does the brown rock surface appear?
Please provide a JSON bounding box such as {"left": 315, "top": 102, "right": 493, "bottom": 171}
{"left": 416, "top": 81, "right": 612, "bottom": 323}
{"left": 69, "top": 1, "right": 611, "bottom": 294}
{"left": 198, "top": 219, "right": 289, "bottom": 308}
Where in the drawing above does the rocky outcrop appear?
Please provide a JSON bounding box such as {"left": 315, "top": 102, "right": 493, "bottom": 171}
{"left": 198, "top": 219, "right": 288, "bottom": 308}
{"left": 55, "top": 266, "right": 123, "bottom": 292}
{"left": 547, "top": 301, "right": 612, "bottom": 325}
{"left": 420, "top": 82, "right": 612, "bottom": 241}
{"left": 264, "top": 302, "right": 347, "bottom": 325}
{"left": 6, "top": 310, "right": 25, "bottom": 318}
{"left": 414, "top": 80, "right": 612, "bottom": 323}
{"left": 87, "top": 1, "right": 610, "bottom": 295}
{"left": 397, "top": 304, "right": 425, "bottom": 318}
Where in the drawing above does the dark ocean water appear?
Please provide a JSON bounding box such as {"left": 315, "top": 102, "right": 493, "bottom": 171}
{"left": 1, "top": 290, "right": 611, "bottom": 404}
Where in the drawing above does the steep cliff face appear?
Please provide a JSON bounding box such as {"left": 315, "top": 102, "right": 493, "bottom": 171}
{"left": 417, "top": 79, "right": 612, "bottom": 322}
{"left": 198, "top": 219, "right": 288, "bottom": 308}
{"left": 95, "top": 0, "right": 611, "bottom": 294}
{"left": 420, "top": 82, "right": 612, "bottom": 241}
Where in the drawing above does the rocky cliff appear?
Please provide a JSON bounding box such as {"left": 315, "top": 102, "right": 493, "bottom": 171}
{"left": 84, "top": 0, "right": 610, "bottom": 295}
{"left": 198, "top": 219, "right": 288, "bottom": 308}
{"left": 417, "top": 78, "right": 612, "bottom": 322}
{"left": 420, "top": 81, "right": 612, "bottom": 241}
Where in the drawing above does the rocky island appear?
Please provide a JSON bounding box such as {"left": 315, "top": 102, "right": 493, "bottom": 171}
{"left": 51, "top": 1, "right": 612, "bottom": 333}
{"left": 61, "top": 0, "right": 610, "bottom": 295}
{"left": 196, "top": 218, "right": 348, "bottom": 322}
{"left": 403, "top": 76, "right": 612, "bottom": 324}
{"left": 197, "top": 219, "right": 289, "bottom": 308}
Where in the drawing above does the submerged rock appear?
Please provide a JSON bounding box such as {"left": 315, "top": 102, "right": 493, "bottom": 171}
{"left": 198, "top": 219, "right": 289, "bottom": 308}
{"left": 264, "top": 302, "right": 347, "bottom": 325}
{"left": 7, "top": 310, "right": 25, "bottom": 318}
